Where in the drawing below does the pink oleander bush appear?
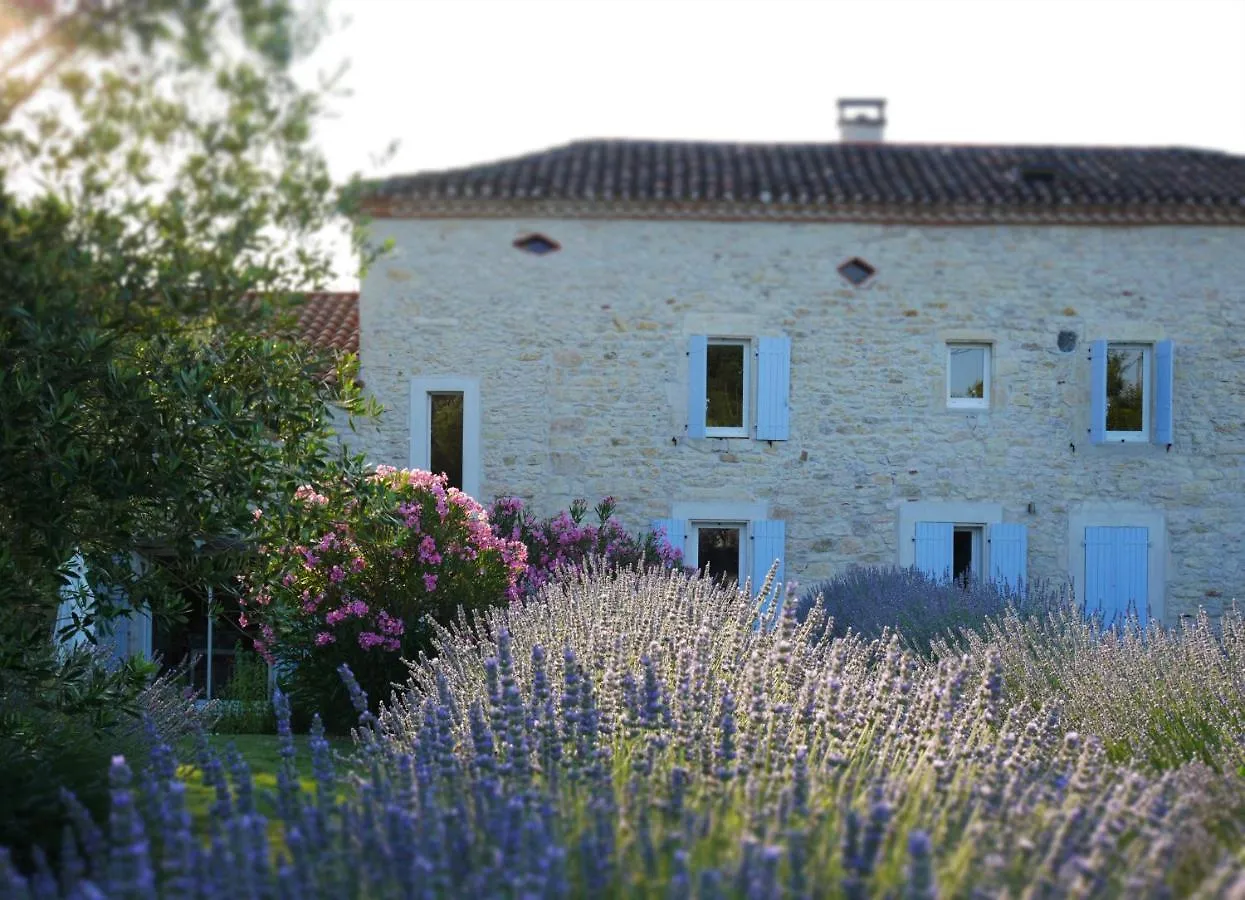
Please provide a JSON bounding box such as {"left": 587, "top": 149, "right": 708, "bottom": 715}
{"left": 241, "top": 465, "right": 526, "bottom": 732}
{"left": 488, "top": 495, "right": 684, "bottom": 596}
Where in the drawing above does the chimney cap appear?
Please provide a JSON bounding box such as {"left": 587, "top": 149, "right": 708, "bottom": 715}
{"left": 837, "top": 98, "right": 887, "bottom": 126}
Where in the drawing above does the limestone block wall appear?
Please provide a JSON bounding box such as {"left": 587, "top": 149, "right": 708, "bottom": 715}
{"left": 356, "top": 218, "right": 1245, "bottom": 622}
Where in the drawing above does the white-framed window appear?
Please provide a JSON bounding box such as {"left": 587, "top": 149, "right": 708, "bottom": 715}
{"left": 952, "top": 526, "right": 984, "bottom": 581}
{"left": 689, "top": 520, "right": 748, "bottom": 585}
{"left": 897, "top": 501, "right": 1028, "bottom": 590}
{"left": 706, "top": 339, "right": 751, "bottom": 437}
{"left": 946, "top": 342, "right": 990, "bottom": 409}
{"left": 686, "top": 335, "right": 791, "bottom": 441}
{"left": 410, "top": 376, "right": 481, "bottom": 498}
{"left": 1089, "top": 339, "right": 1174, "bottom": 446}
{"left": 652, "top": 501, "right": 786, "bottom": 607}
{"left": 1105, "top": 343, "right": 1150, "bottom": 441}
{"left": 1068, "top": 506, "right": 1166, "bottom": 625}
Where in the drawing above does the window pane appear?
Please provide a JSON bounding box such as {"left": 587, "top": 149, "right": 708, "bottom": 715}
{"left": 706, "top": 344, "right": 745, "bottom": 428}
{"left": 953, "top": 529, "right": 975, "bottom": 582}
{"left": 1106, "top": 347, "right": 1145, "bottom": 432}
{"left": 949, "top": 346, "right": 986, "bottom": 399}
{"left": 697, "top": 527, "right": 741, "bottom": 584}
{"left": 429, "top": 393, "right": 464, "bottom": 490}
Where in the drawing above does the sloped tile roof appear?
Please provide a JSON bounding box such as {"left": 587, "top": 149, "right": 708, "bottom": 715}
{"left": 289, "top": 292, "right": 359, "bottom": 354}
{"left": 362, "top": 140, "right": 1245, "bottom": 225}
{"left": 239, "top": 291, "right": 360, "bottom": 355}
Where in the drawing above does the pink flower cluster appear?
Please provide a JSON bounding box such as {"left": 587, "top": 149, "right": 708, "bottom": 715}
{"left": 293, "top": 485, "right": 329, "bottom": 506}
{"left": 376, "top": 610, "right": 405, "bottom": 636}
{"left": 357, "top": 632, "right": 398, "bottom": 651}
{"left": 488, "top": 496, "right": 683, "bottom": 598}
{"left": 242, "top": 466, "right": 528, "bottom": 665}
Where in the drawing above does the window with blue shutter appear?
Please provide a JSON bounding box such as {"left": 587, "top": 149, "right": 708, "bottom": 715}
{"left": 988, "top": 523, "right": 1028, "bottom": 593}
{"left": 913, "top": 522, "right": 954, "bottom": 581}
{"left": 750, "top": 519, "right": 786, "bottom": 624}
{"left": 1154, "top": 339, "right": 1174, "bottom": 446}
{"left": 651, "top": 518, "right": 686, "bottom": 562}
{"left": 1084, "top": 526, "right": 1149, "bottom": 626}
{"left": 755, "top": 336, "right": 791, "bottom": 441}
{"left": 686, "top": 335, "right": 708, "bottom": 439}
{"left": 1089, "top": 339, "right": 1108, "bottom": 444}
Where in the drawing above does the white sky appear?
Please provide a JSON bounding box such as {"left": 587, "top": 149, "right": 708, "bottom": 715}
{"left": 305, "top": 0, "right": 1245, "bottom": 286}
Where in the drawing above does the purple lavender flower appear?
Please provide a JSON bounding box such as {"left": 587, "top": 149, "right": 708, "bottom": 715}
{"left": 6, "top": 569, "right": 1244, "bottom": 898}
{"left": 715, "top": 692, "right": 737, "bottom": 781}
{"left": 105, "top": 756, "right": 156, "bottom": 899}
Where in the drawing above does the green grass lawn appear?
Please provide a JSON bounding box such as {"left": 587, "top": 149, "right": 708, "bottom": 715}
{"left": 176, "top": 733, "right": 356, "bottom": 851}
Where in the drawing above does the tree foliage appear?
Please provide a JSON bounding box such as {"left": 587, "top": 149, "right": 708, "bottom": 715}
{"left": 0, "top": 0, "right": 381, "bottom": 872}
{"left": 0, "top": 0, "right": 379, "bottom": 641}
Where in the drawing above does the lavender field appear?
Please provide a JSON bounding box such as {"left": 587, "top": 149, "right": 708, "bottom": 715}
{"left": 4, "top": 568, "right": 1244, "bottom": 898}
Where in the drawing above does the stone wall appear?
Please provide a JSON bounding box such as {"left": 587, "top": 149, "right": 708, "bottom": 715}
{"left": 356, "top": 218, "right": 1245, "bottom": 622}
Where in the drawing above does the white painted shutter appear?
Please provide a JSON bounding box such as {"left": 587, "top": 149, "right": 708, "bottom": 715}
{"left": 98, "top": 592, "right": 132, "bottom": 668}
{"left": 53, "top": 552, "right": 95, "bottom": 656}
{"left": 750, "top": 520, "right": 786, "bottom": 622}
{"left": 686, "top": 335, "right": 708, "bottom": 439}
{"left": 988, "top": 523, "right": 1028, "bottom": 593}
{"left": 913, "top": 522, "right": 954, "bottom": 581}
{"left": 755, "top": 336, "right": 791, "bottom": 441}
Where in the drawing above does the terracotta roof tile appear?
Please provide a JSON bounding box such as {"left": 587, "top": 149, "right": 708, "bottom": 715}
{"left": 363, "top": 140, "right": 1245, "bottom": 225}
{"left": 239, "top": 291, "right": 360, "bottom": 355}
{"left": 289, "top": 292, "right": 359, "bottom": 354}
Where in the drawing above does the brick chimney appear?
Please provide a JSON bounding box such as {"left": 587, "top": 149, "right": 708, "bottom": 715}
{"left": 837, "top": 98, "right": 886, "bottom": 142}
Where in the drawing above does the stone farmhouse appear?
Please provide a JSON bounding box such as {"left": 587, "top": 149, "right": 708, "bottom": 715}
{"left": 69, "top": 102, "right": 1245, "bottom": 679}
{"left": 344, "top": 101, "right": 1245, "bottom": 626}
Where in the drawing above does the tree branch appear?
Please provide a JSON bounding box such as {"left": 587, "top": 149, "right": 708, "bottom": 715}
{"left": 0, "top": 0, "right": 130, "bottom": 126}
{"left": 0, "top": 38, "right": 77, "bottom": 126}
{"left": 0, "top": 4, "right": 81, "bottom": 83}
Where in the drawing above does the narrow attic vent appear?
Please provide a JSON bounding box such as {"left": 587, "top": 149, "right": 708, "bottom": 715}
{"left": 513, "top": 234, "right": 560, "bottom": 255}
{"left": 837, "top": 257, "right": 876, "bottom": 287}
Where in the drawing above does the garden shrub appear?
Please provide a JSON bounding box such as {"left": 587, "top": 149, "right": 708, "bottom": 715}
{"left": 8, "top": 567, "right": 1244, "bottom": 896}
{"left": 0, "top": 638, "right": 206, "bottom": 874}
{"left": 487, "top": 495, "right": 684, "bottom": 596}
{"left": 212, "top": 643, "right": 276, "bottom": 734}
{"left": 243, "top": 466, "right": 527, "bottom": 732}
{"left": 941, "top": 601, "right": 1245, "bottom": 773}
{"left": 794, "top": 564, "right": 1057, "bottom": 654}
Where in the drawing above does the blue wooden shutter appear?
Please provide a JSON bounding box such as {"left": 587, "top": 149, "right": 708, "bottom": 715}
{"left": 1117, "top": 527, "right": 1150, "bottom": 622}
{"left": 755, "top": 336, "right": 792, "bottom": 441}
{"left": 1089, "top": 340, "right": 1107, "bottom": 444}
{"left": 1154, "top": 340, "right": 1174, "bottom": 446}
{"left": 686, "top": 335, "right": 708, "bottom": 439}
{"left": 650, "top": 518, "right": 686, "bottom": 561}
{"left": 913, "top": 522, "right": 953, "bottom": 581}
{"left": 988, "top": 523, "right": 1028, "bottom": 593}
{"left": 1085, "top": 526, "right": 1147, "bottom": 627}
{"left": 751, "top": 519, "right": 786, "bottom": 621}
{"left": 1084, "top": 526, "right": 1115, "bottom": 623}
